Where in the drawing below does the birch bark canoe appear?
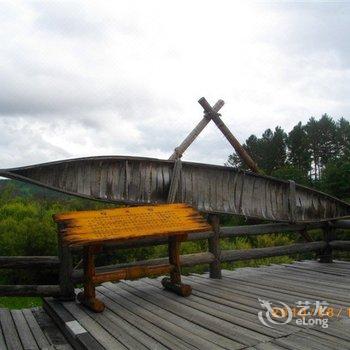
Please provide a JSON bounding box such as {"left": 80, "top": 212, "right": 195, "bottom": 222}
{"left": 1, "top": 155, "right": 349, "bottom": 222}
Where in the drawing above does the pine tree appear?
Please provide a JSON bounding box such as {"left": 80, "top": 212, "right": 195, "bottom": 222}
{"left": 287, "top": 122, "right": 311, "bottom": 176}
{"left": 337, "top": 117, "right": 350, "bottom": 159}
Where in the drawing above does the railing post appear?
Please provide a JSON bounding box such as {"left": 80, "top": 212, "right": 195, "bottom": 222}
{"left": 57, "top": 223, "right": 75, "bottom": 300}
{"left": 319, "top": 223, "right": 335, "bottom": 263}
{"left": 208, "top": 214, "right": 222, "bottom": 279}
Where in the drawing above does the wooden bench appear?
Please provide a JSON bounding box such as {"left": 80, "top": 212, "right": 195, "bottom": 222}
{"left": 54, "top": 203, "right": 211, "bottom": 312}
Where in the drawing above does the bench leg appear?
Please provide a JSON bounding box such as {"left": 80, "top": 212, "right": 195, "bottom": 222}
{"left": 161, "top": 235, "right": 192, "bottom": 297}
{"left": 77, "top": 246, "right": 105, "bottom": 313}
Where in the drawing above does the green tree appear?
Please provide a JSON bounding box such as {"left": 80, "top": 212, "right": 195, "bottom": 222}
{"left": 321, "top": 159, "right": 350, "bottom": 200}
{"left": 337, "top": 118, "right": 350, "bottom": 159}
{"left": 226, "top": 135, "right": 261, "bottom": 169}
{"left": 271, "top": 165, "right": 309, "bottom": 185}
{"left": 287, "top": 122, "right": 311, "bottom": 176}
{"left": 305, "top": 114, "right": 338, "bottom": 180}
{"left": 227, "top": 127, "right": 287, "bottom": 175}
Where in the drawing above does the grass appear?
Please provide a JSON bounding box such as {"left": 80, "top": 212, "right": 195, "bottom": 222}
{"left": 0, "top": 297, "right": 42, "bottom": 309}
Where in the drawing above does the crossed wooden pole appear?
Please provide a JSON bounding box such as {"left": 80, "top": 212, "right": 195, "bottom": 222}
{"left": 169, "top": 99, "right": 314, "bottom": 242}
{"left": 169, "top": 97, "right": 259, "bottom": 174}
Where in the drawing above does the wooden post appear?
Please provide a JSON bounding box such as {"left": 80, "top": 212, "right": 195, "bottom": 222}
{"left": 169, "top": 100, "right": 225, "bottom": 160}
{"left": 57, "top": 224, "right": 75, "bottom": 301}
{"left": 198, "top": 97, "right": 259, "bottom": 173}
{"left": 169, "top": 236, "right": 182, "bottom": 284}
{"left": 319, "top": 224, "right": 335, "bottom": 263}
{"left": 161, "top": 235, "right": 192, "bottom": 296}
{"left": 77, "top": 246, "right": 105, "bottom": 312}
{"left": 288, "top": 180, "right": 297, "bottom": 223}
{"left": 208, "top": 214, "right": 222, "bottom": 279}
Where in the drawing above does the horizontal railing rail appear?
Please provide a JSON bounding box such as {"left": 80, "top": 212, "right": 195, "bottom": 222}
{"left": 69, "top": 222, "right": 326, "bottom": 251}
{"left": 0, "top": 256, "right": 60, "bottom": 269}
{"left": 0, "top": 218, "right": 349, "bottom": 298}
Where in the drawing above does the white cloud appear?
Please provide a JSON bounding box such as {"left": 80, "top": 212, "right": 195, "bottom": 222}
{"left": 0, "top": 0, "right": 349, "bottom": 169}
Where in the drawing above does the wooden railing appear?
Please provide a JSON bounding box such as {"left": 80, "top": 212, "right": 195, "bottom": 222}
{"left": 0, "top": 218, "right": 349, "bottom": 298}
{"left": 0, "top": 256, "right": 61, "bottom": 297}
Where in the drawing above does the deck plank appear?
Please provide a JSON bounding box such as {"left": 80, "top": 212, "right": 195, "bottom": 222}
{"left": 97, "top": 287, "right": 197, "bottom": 350}
{"left": 0, "top": 318, "right": 8, "bottom": 349}
{"left": 220, "top": 271, "right": 350, "bottom": 304}
{"left": 117, "top": 280, "right": 247, "bottom": 348}
{"left": 100, "top": 283, "right": 232, "bottom": 350}
{"left": 62, "top": 301, "right": 127, "bottom": 350}
{"left": 31, "top": 307, "right": 73, "bottom": 350}
{"left": 11, "top": 309, "right": 39, "bottom": 350}
{"left": 39, "top": 260, "right": 350, "bottom": 350}
{"left": 22, "top": 309, "right": 53, "bottom": 350}
{"left": 0, "top": 308, "right": 23, "bottom": 350}
{"left": 44, "top": 298, "right": 103, "bottom": 350}
{"left": 142, "top": 277, "right": 287, "bottom": 338}
{"left": 80, "top": 302, "right": 150, "bottom": 350}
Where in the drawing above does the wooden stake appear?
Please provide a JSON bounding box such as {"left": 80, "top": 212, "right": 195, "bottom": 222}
{"left": 208, "top": 214, "right": 222, "bottom": 279}
{"left": 198, "top": 97, "right": 259, "bottom": 173}
{"left": 169, "top": 100, "right": 225, "bottom": 160}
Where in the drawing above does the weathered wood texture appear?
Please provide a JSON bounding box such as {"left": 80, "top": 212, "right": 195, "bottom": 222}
{"left": 71, "top": 241, "right": 328, "bottom": 284}
{"left": 0, "top": 307, "right": 74, "bottom": 350}
{"left": 43, "top": 260, "right": 350, "bottom": 350}
{"left": 3, "top": 156, "right": 349, "bottom": 222}
{"left": 72, "top": 252, "right": 215, "bottom": 283}
{"left": 221, "top": 241, "right": 327, "bottom": 262}
{"left": 56, "top": 204, "right": 207, "bottom": 311}
{"left": 208, "top": 214, "right": 221, "bottom": 279}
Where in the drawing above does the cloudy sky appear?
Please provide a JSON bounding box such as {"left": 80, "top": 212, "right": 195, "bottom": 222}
{"left": 1, "top": 1, "right": 349, "bottom": 169}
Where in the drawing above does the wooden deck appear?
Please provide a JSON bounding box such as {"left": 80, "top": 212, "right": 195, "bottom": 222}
{"left": 1, "top": 260, "right": 350, "bottom": 349}
{"left": 0, "top": 307, "right": 72, "bottom": 349}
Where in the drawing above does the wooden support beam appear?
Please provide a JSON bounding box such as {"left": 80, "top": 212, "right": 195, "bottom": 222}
{"left": 220, "top": 222, "right": 325, "bottom": 237}
{"left": 319, "top": 226, "right": 336, "bottom": 263}
{"left": 330, "top": 240, "right": 350, "bottom": 250}
{"left": 169, "top": 99, "right": 225, "bottom": 160}
{"left": 331, "top": 220, "right": 350, "bottom": 229}
{"left": 198, "top": 97, "right": 259, "bottom": 173}
{"left": 57, "top": 224, "right": 75, "bottom": 301}
{"left": 220, "top": 242, "right": 326, "bottom": 262}
{"left": 92, "top": 264, "right": 173, "bottom": 284}
{"left": 167, "top": 159, "right": 182, "bottom": 203}
{"left": 288, "top": 180, "right": 297, "bottom": 223}
{"left": 72, "top": 252, "right": 215, "bottom": 283}
{"left": 208, "top": 214, "right": 221, "bottom": 279}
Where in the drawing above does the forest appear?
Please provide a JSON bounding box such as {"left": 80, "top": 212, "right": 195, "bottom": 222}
{"left": 227, "top": 114, "right": 350, "bottom": 200}
{"left": 0, "top": 114, "right": 349, "bottom": 308}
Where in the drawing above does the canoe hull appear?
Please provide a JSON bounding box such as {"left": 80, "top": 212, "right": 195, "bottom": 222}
{"left": 1, "top": 156, "right": 349, "bottom": 222}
